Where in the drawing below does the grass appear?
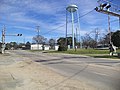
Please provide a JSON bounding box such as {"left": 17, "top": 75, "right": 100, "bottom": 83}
{"left": 49, "top": 49, "right": 109, "bottom": 54}
{"left": 49, "top": 48, "right": 120, "bottom": 59}
{"left": 28, "top": 49, "right": 120, "bottom": 59}
{"left": 93, "top": 55, "right": 119, "bottom": 59}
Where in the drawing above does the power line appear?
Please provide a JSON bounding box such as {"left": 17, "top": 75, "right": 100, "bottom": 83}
{"left": 42, "top": 24, "right": 65, "bottom": 35}
{"left": 110, "top": 19, "right": 119, "bottom": 23}
{"left": 41, "top": 9, "right": 95, "bottom": 35}
{"left": 78, "top": 9, "right": 95, "bottom": 19}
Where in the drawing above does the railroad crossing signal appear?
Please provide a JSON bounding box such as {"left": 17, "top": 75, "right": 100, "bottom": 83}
{"left": 95, "top": 1, "right": 120, "bottom": 17}
{"left": 95, "top": 0, "right": 120, "bottom": 44}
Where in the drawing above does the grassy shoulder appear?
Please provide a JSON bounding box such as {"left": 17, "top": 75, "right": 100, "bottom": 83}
{"left": 49, "top": 49, "right": 120, "bottom": 59}
{"left": 49, "top": 49, "right": 109, "bottom": 54}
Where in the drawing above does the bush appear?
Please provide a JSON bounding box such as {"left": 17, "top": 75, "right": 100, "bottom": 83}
{"left": 58, "top": 46, "right": 67, "bottom": 51}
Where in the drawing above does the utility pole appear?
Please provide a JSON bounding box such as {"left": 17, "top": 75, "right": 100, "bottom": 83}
{"left": 74, "top": 33, "right": 76, "bottom": 51}
{"left": 119, "top": 17, "right": 120, "bottom": 29}
{"left": 95, "top": 28, "right": 99, "bottom": 47}
{"left": 66, "top": 10, "right": 68, "bottom": 47}
{"left": 79, "top": 28, "right": 81, "bottom": 48}
{"left": 36, "top": 26, "right": 40, "bottom": 50}
{"left": 77, "top": 10, "right": 82, "bottom": 48}
{"left": 76, "top": 28, "right": 78, "bottom": 43}
{"left": 1, "top": 26, "right": 6, "bottom": 54}
{"left": 23, "top": 37, "right": 26, "bottom": 44}
{"left": 76, "top": 28, "right": 79, "bottom": 48}
{"left": 108, "top": 14, "right": 111, "bottom": 44}
{"left": 75, "top": 28, "right": 78, "bottom": 50}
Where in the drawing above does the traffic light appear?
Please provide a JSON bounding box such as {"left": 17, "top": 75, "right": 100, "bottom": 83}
{"left": 101, "top": 3, "right": 107, "bottom": 8}
{"left": 96, "top": 3, "right": 111, "bottom": 12}
{"left": 106, "top": 4, "right": 111, "bottom": 9}
{"left": 17, "top": 34, "right": 22, "bottom": 36}
{"left": 100, "top": 3, "right": 107, "bottom": 10}
{"left": 100, "top": 3, "right": 111, "bottom": 10}
{"left": 95, "top": 7, "right": 98, "bottom": 11}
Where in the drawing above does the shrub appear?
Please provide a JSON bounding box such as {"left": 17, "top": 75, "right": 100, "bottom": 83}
{"left": 58, "top": 46, "right": 67, "bottom": 51}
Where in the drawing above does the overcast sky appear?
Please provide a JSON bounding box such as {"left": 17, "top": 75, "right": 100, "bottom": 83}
{"left": 0, "top": 0, "right": 120, "bottom": 43}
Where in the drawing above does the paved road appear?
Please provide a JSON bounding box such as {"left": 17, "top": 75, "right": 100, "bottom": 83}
{"left": 8, "top": 50, "right": 120, "bottom": 90}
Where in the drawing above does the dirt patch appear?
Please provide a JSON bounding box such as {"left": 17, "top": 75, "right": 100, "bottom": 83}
{"left": 0, "top": 59, "right": 98, "bottom": 90}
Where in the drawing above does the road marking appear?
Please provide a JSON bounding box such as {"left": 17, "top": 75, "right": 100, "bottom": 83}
{"left": 89, "top": 64, "right": 120, "bottom": 71}
{"left": 92, "top": 71, "right": 110, "bottom": 77}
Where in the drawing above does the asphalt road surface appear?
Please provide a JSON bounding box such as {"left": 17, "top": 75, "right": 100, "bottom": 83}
{"left": 8, "top": 50, "right": 120, "bottom": 90}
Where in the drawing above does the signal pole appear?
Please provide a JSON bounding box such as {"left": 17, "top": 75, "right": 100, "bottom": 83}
{"left": 1, "top": 26, "right": 22, "bottom": 54}
{"left": 107, "top": 2, "right": 112, "bottom": 44}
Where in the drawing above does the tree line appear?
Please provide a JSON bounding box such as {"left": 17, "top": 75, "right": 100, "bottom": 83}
{"left": 4, "top": 30, "right": 120, "bottom": 50}
{"left": 57, "top": 30, "right": 120, "bottom": 49}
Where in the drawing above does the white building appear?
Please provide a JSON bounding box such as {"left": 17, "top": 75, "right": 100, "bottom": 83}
{"left": 31, "top": 44, "right": 42, "bottom": 50}
{"left": 44, "top": 45, "right": 50, "bottom": 50}
{"left": 31, "top": 44, "right": 50, "bottom": 50}
{"left": 55, "top": 45, "right": 59, "bottom": 50}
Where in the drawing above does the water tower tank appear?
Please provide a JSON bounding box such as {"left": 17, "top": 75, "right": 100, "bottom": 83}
{"left": 66, "top": 5, "right": 78, "bottom": 12}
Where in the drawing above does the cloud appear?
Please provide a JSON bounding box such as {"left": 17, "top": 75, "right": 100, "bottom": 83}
{"left": 0, "top": 0, "right": 119, "bottom": 43}
{"left": 0, "top": 0, "right": 98, "bottom": 28}
{"left": 13, "top": 26, "right": 34, "bottom": 31}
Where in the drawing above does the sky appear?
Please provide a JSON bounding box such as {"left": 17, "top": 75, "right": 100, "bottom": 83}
{"left": 0, "top": 0, "right": 120, "bottom": 43}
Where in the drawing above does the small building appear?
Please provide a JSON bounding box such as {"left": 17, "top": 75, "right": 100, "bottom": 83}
{"left": 31, "top": 44, "right": 50, "bottom": 50}
{"left": 31, "top": 44, "right": 43, "bottom": 50}
{"left": 55, "top": 45, "right": 59, "bottom": 50}
{"left": 44, "top": 45, "right": 50, "bottom": 50}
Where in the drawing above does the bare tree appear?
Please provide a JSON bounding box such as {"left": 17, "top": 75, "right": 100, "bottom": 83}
{"left": 49, "top": 39, "right": 55, "bottom": 49}
{"left": 81, "top": 34, "right": 96, "bottom": 49}
{"left": 32, "top": 35, "right": 47, "bottom": 44}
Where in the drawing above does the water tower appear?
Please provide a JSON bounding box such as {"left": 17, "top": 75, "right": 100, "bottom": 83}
{"left": 66, "top": 5, "right": 80, "bottom": 49}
